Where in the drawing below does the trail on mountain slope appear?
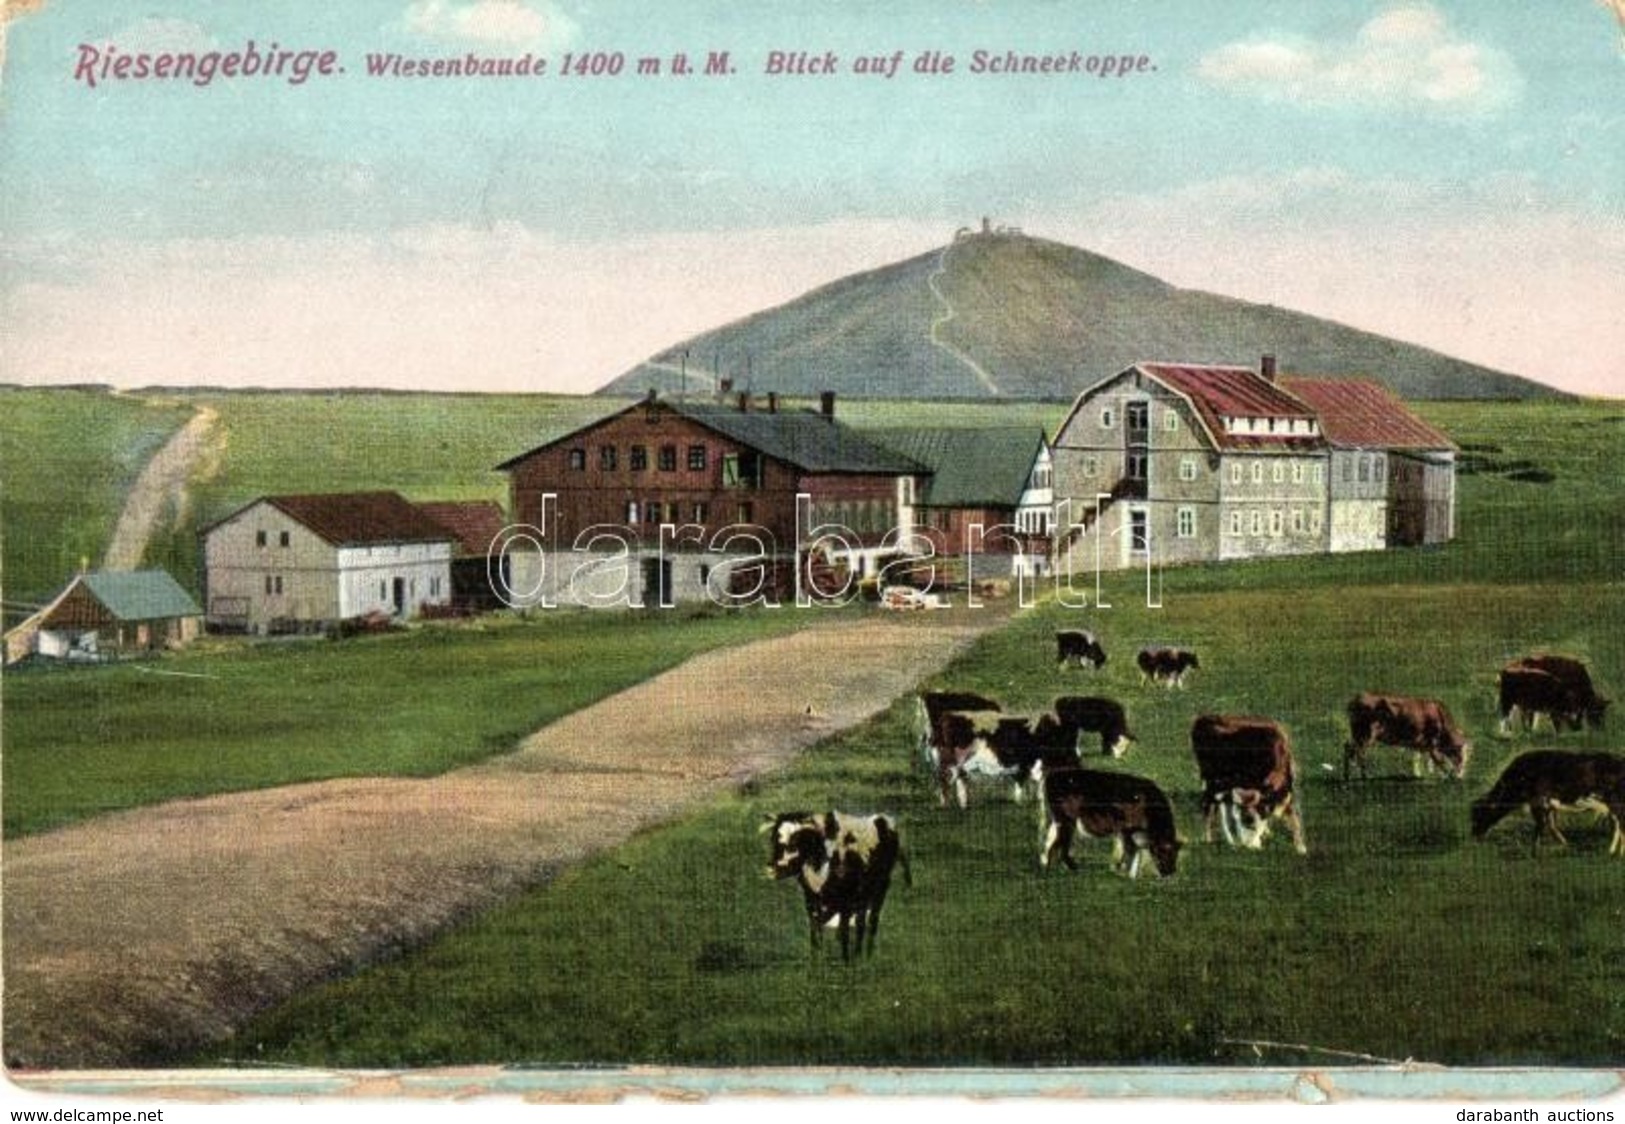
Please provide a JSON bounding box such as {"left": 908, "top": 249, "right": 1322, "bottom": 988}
{"left": 926, "top": 241, "right": 1001, "bottom": 396}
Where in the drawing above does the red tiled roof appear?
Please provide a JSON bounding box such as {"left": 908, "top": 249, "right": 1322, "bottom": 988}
{"left": 263, "top": 492, "right": 454, "bottom": 547}
{"left": 417, "top": 500, "right": 508, "bottom": 557}
{"left": 1279, "top": 377, "right": 1457, "bottom": 451}
{"left": 1136, "top": 363, "right": 1320, "bottom": 451}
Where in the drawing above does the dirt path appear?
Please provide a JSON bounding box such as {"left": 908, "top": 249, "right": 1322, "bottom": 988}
{"left": 101, "top": 405, "right": 218, "bottom": 571}
{"left": 2, "top": 610, "right": 1005, "bottom": 1069}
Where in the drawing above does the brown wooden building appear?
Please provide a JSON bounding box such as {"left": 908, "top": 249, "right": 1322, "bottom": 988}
{"left": 3, "top": 569, "right": 202, "bottom": 664}
{"left": 495, "top": 392, "right": 924, "bottom": 605}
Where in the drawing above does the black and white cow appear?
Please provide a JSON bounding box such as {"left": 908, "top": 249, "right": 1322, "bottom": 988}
{"left": 1052, "top": 695, "right": 1135, "bottom": 758}
{"left": 1056, "top": 629, "right": 1108, "bottom": 670}
{"left": 927, "top": 709, "right": 1084, "bottom": 808}
{"left": 916, "top": 690, "right": 1001, "bottom": 765}
{"left": 764, "top": 810, "right": 910, "bottom": 960}
{"left": 1138, "top": 646, "right": 1200, "bottom": 689}
{"left": 1040, "top": 766, "right": 1182, "bottom": 878}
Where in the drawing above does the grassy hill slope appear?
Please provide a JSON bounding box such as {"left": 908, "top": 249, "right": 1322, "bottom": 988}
{"left": 602, "top": 234, "right": 1557, "bottom": 402}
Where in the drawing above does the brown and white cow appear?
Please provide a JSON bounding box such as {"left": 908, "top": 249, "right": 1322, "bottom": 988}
{"left": 1053, "top": 695, "right": 1135, "bottom": 758}
{"left": 1190, "top": 714, "right": 1307, "bottom": 854}
{"left": 1470, "top": 751, "right": 1625, "bottom": 856}
{"left": 1056, "top": 629, "right": 1108, "bottom": 670}
{"left": 764, "top": 810, "right": 911, "bottom": 960}
{"left": 927, "top": 709, "right": 1084, "bottom": 808}
{"left": 1138, "top": 646, "right": 1200, "bottom": 689}
{"left": 1498, "top": 656, "right": 1609, "bottom": 734}
{"left": 1040, "top": 766, "right": 1181, "bottom": 878}
{"left": 1344, "top": 692, "right": 1472, "bottom": 780}
{"left": 1498, "top": 667, "right": 1609, "bottom": 735}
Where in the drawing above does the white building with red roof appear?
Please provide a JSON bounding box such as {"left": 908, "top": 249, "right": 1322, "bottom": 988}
{"left": 1281, "top": 376, "right": 1458, "bottom": 550}
{"left": 201, "top": 491, "right": 455, "bottom": 633}
{"left": 1051, "top": 357, "right": 1456, "bottom": 569}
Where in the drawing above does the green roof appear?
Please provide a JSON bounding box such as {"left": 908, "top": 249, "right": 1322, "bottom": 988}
{"left": 865, "top": 427, "right": 1046, "bottom": 508}
{"left": 80, "top": 570, "right": 202, "bottom": 621}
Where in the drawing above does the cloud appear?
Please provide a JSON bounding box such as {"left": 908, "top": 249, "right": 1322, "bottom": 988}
{"left": 1198, "top": 4, "right": 1521, "bottom": 113}
{"left": 401, "top": 0, "right": 576, "bottom": 49}
{"left": 104, "top": 17, "right": 216, "bottom": 54}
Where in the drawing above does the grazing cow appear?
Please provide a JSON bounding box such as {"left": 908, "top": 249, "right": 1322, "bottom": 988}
{"left": 1053, "top": 695, "right": 1135, "bottom": 758}
{"left": 1138, "top": 646, "right": 1200, "bottom": 688}
{"left": 917, "top": 690, "right": 1001, "bottom": 764}
{"left": 1344, "top": 692, "right": 1472, "bottom": 780}
{"left": 1501, "top": 656, "right": 1609, "bottom": 732}
{"left": 1056, "top": 629, "right": 1108, "bottom": 670}
{"left": 1470, "top": 751, "right": 1625, "bottom": 856}
{"left": 1190, "top": 714, "right": 1307, "bottom": 854}
{"left": 1040, "top": 766, "right": 1181, "bottom": 878}
{"left": 764, "top": 810, "right": 910, "bottom": 960}
{"left": 1497, "top": 667, "right": 1609, "bottom": 735}
{"left": 928, "top": 709, "right": 1084, "bottom": 808}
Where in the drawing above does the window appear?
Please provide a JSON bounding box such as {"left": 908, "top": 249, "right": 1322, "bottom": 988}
{"left": 1375, "top": 457, "right": 1386, "bottom": 482}
{"left": 658, "top": 444, "right": 677, "bottom": 471}
{"left": 1292, "top": 462, "right": 1304, "bottom": 484}
{"left": 379, "top": 581, "right": 387, "bottom": 599}
{"left": 599, "top": 445, "right": 618, "bottom": 471}
{"left": 1311, "top": 508, "right": 1324, "bottom": 534}
{"left": 630, "top": 445, "right": 648, "bottom": 471}
{"left": 688, "top": 445, "right": 707, "bottom": 471}
{"left": 1230, "top": 462, "right": 1243, "bottom": 485}
{"left": 1083, "top": 455, "right": 1100, "bottom": 477}
{"left": 1270, "top": 510, "right": 1284, "bottom": 536}
{"left": 1177, "top": 507, "right": 1196, "bottom": 538}
{"left": 279, "top": 530, "right": 290, "bottom": 547}
{"left": 1313, "top": 463, "right": 1325, "bottom": 486}
{"left": 692, "top": 502, "right": 707, "bottom": 523}
{"left": 1272, "top": 462, "right": 1285, "bottom": 484}
{"left": 1126, "top": 401, "right": 1148, "bottom": 430}
{"left": 1292, "top": 509, "right": 1306, "bottom": 534}
{"left": 1100, "top": 406, "right": 1115, "bottom": 429}
{"left": 265, "top": 575, "right": 273, "bottom": 595}
{"left": 737, "top": 500, "right": 754, "bottom": 524}
{"left": 1179, "top": 457, "right": 1198, "bottom": 482}
{"left": 1251, "top": 462, "right": 1264, "bottom": 484}
{"left": 1358, "top": 455, "right": 1370, "bottom": 483}
{"left": 568, "top": 447, "right": 586, "bottom": 471}
{"left": 1165, "top": 409, "right": 1179, "bottom": 432}
{"left": 1129, "top": 510, "right": 1149, "bottom": 553}
{"left": 626, "top": 501, "right": 639, "bottom": 524}
{"left": 645, "top": 503, "right": 660, "bottom": 525}
{"left": 255, "top": 530, "right": 267, "bottom": 547}
{"left": 1229, "top": 511, "right": 1243, "bottom": 535}
{"left": 1250, "top": 511, "right": 1263, "bottom": 536}
{"left": 430, "top": 577, "right": 441, "bottom": 597}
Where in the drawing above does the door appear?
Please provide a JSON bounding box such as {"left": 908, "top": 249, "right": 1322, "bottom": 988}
{"left": 392, "top": 577, "right": 406, "bottom": 616}
{"left": 641, "top": 556, "right": 673, "bottom": 608}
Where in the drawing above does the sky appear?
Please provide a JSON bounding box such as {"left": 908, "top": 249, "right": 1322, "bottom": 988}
{"left": 1, "top": 0, "right": 1622, "bottom": 397}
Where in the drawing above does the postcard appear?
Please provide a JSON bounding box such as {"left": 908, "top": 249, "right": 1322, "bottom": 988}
{"left": 2, "top": 0, "right": 1622, "bottom": 1115}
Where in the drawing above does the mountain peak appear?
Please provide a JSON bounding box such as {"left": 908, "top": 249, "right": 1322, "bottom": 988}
{"left": 597, "top": 232, "right": 1555, "bottom": 401}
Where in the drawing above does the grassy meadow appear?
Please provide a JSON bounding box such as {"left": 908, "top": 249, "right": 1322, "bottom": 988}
{"left": 220, "top": 579, "right": 1625, "bottom": 1068}
{"left": 212, "top": 398, "right": 1623, "bottom": 1070}
{"left": 2, "top": 607, "right": 802, "bottom": 838}
{"left": 0, "top": 388, "right": 192, "bottom": 614}
{"left": 2, "top": 389, "right": 1620, "bottom": 1067}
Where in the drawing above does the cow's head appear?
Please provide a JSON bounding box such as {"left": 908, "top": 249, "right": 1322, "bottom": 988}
{"left": 763, "top": 812, "right": 830, "bottom": 881}
{"left": 1182, "top": 650, "right": 1201, "bottom": 670}
{"left": 1586, "top": 696, "right": 1611, "bottom": 729}
{"left": 1149, "top": 835, "right": 1182, "bottom": 877}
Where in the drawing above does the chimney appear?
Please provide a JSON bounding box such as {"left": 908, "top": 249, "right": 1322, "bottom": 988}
{"left": 736, "top": 391, "right": 751, "bottom": 413}
{"left": 1260, "top": 354, "right": 1277, "bottom": 383}
{"left": 820, "top": 390, "right": 836, "bottom": 421}
{"left": 767, "top": 391, "right": 779, "bottom": 414}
